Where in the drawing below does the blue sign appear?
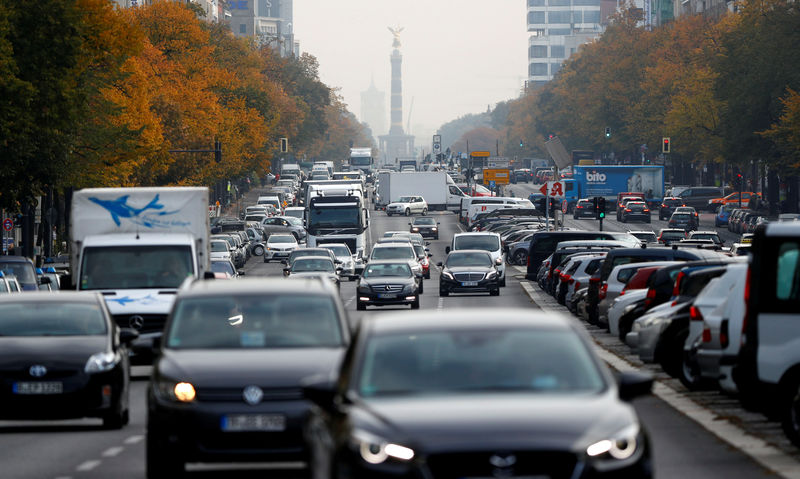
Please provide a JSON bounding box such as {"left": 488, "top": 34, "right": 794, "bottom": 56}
{"left": 489, "top": 180, "right": 496, "bottom": 188}
{"left": 89, "top": 194, "right": 183, "bottom": 229}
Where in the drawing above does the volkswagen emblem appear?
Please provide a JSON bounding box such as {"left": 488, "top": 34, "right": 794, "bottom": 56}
{"left": 243, "top": 385, "right": 264, "bottom": 405}
{"left": 129, "top": 315, "right": 145, "bottom": 330}
{"left": 29, "top": 365, "right": 47, "bottom": 378}
{"left": 489, "top": 453, "right": 517, "bottom": 468}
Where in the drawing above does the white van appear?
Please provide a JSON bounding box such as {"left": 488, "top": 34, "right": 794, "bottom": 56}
{"left": 256, "top": 195, "right": 282, "bottom": 213}
{"left": 447, "top": 232, "right": 506, "bottom": 286}
{"left": 466, "top": 199, "right": 533, "bottom": 228}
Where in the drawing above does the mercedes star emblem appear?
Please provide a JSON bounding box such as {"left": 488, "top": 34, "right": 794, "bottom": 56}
{"left": 129, "top": 315, "right": 145, "bottom": 330}
{"left": 29, "top": 365, "right": 47, "bottom": 378}
{"left": 243, "top": 385, "right": 264, "bottom": 405}
{"left": 489, "top": 453, "right": 517, "bottom": 468}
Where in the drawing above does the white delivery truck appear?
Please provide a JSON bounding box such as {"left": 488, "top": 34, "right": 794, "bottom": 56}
{"left": 349, "top": 147, "right": 373, "bottom": 174}
{"left": 70, "top": 187, "right": 210, "bottom": 363}
{"left": 375, "top": 171, "right": 466, "bottom": 212}
{"left": 306, "top": 182, "right": 369, "bottom": 269}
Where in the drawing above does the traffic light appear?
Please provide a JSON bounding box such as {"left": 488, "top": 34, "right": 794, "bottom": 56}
{"left": 736, "top": 173, "right": 743, "bottom": 188}
{"left": 596, "top": 197, "right": 606, "bottom": 219}
{"left": 548, "top": 134, "right": 554, "bottom": 140}
{"left": 280, "top": 137, "right": 288, "bottom": 153}
{"left": 592, "top": 197, "right": 598, "bottom": 213}
{"left": 519, "top": 139, "right": 524, "bottom": 148}
{"left": 13, "top": 213, "right": 22, "bottom": 227}
{"left": 662, "top": 137, "right": 670, "bottom": 153}
{"left": 604, "top": 127, "right": 611, "bottom": 138}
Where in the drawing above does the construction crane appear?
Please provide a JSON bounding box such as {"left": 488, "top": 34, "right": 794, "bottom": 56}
{"left": 406, "top": 96, "right": 414, "bottom": 134}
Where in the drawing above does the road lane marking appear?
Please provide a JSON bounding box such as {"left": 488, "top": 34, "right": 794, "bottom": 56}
{"left": 102, "top": 447, "right": 124, "bottom": 457}
{"left": 437, "top": 297, "right": 444, "bottom": 311}
{"left": 76, "top": 461, "right": 101, "bottom": 472}
{"left": 124, "top": 435, "right": 144, "bottom": 445}
{"left": 519, "top": 278, "right": 800, "bottom": 479}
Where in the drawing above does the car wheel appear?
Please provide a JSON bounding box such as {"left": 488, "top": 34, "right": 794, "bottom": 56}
{"left": 439, "top": 287, "right": 449, "bottom": 297}
{"left": 499, "top": 276, "right": 506, "bottom": 287}
{"left": 263, "top": 258, "right": 269, "bottom": 263}
{"left": 146, "top": 430, "right": 184, "bottom": 479}
{"left": 658, "top": 327, "right": 687, "bottom": 378}
{"left": 411, "top": 298, "right": 420, "bottom": 309}
{"left": 253, "top": 245, "right": 264, "bottom": 256}
{"left": 490, "top": 289, "right": 499, "bottom": 296}
{"left": 418, "top": 281, "right": 424, "bottom": 294}
{"left": 679, "top": 351, "right": 710, "bottom": 390}
{"left": 405, "top": 208, "right": 411, "bottom": 216}
{"left": 422, "top": 208, "right": 427, "bottom": 216}
{"left": 424, "top": 271, "right": 430, "bottom": 279}
{"left": 356, "top": 301, "right": 366, "bottom": 311}
{"left": 102, "top": 402, "right": 126, "bottom": 430}
{"left": 387, "top": 212, "right": 392, "bottom": 216}
{"left": 512, "top": 250, "right": 527, "bottom": 266}
{"left": 782, "top": 377, "right": 800, "bottom": 446}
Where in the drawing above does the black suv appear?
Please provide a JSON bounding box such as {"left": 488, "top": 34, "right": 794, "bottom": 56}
{"left": 659, "top": 197, "right": 685, "bottom": 220}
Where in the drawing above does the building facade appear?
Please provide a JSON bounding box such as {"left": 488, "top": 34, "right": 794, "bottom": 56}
{"left": 360, "top": 78, "right": 387, "bottom": 142}
{"left": 229, "top": 0, "right": 297, "bottom": 56}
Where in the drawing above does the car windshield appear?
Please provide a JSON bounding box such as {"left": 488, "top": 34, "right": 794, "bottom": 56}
{"left": 397, "top": 196, "right": 413, "bottom": 202}
{"left": 0, "top": 303, "right": 107, "bottom": 336}
{"left": 211, "top": 241, "right": 228, "bottom": 252}
{"left": 244, "top": 215, "right": 266, "bottom": 222}
{"left": 269, "top": 235, "right": 295, "bottom": 244}
{"left": 371, "top": 246, "right": 414, "bottom": 260}
{"left": 324, "top": 245, "right": 351, "bottom": 257}
{"left": 283, "top": 216, "right": 303, "bottom": 226}
{"left": 80, "top": 245, "right": 193, "bottom": 290}
{"left": 413, "top": 218, "right": 436, "bottom": 225}
{"left": 212, "top": 259, "right": 235, "bottom": 273}
{"left": 167, "top": 295, "right": 343, "bottom": 349}
{"left": 664, "top": 199, "right": 683, "bottom": 206}
{"left": 454, "top": 235, "right": 500, "bottom": 251}
{"left": 358, "top": 329, "right": 605, "bottom": 397}
{"left": 663, "top": 232, "right": 685, "bottom": 239}
{"left": 363, "top": 263, "right": 412, "bottom": 278}
{"left": 632, "top": 232, "right": 657, "bottom": 242}
{"left": 447, "top": 252, "right": 492, "bottom": 267}
{"left": 0, "top": 261, "right": 36, "bottom": 284}
{"left": 692, "top": 234, "right": 720, "bottom": 243}
{"left": 292, "top": 258, "right": 334, "bottom": 272}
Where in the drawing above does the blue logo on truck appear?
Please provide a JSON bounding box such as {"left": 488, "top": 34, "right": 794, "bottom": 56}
{"left": 89, "top": 194, "right": 183, "bottom": 228}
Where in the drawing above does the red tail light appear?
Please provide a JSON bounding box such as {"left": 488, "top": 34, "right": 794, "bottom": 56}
{"left": 720, "top": 320, "right": 729, "bottom": 349}
{"left": 644, "top": 287, "right": 656, "bottom": 307}
{"left": 625, "top": 208, "right": 632, "bottom": 212}
{"left": 690, "top": 305, "right": 703, "bottom": 322}
{"left": 599, "top": 283, "right": 608, "bottom": 300}
{"left": 567, "top": 275, "right": 574, "bottom": 284}
{"left": 643, "top": 209, "right": 650, "bottom": 212}
{"left": 702, "top": 327, "right": 712, "bottom": 343}
{"left": 672, "top": 271, "right": 686, "bottom": 298}
{"left": 742, "top": 267, "right": 751, "bottom": 344}
{"left": 574, "top": 281, "right": 581, "bottom": 290}
{"left": 576, "top": 205, "right": 583, "bottom": 209}
{"left": 661, "top": 204, "right": 666, "bottom": 208}
{"left": 590, "top": 276, "right": 601, "bottom": 284}
{"left": 527, "top": 255, "right": 531, "bottom": 267}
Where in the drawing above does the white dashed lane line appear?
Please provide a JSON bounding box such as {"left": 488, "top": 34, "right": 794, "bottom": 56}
{"left": 75, "top": 460, "right": 101, "bottom": 472}
{"left": 124, "top": 435, "right": 144, "bottom": 445}
{"left": 102, "top": 447, "right": 125, "bottom": 458}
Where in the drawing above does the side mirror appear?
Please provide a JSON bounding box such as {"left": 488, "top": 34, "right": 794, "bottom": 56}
{"left": 496, "top": 257, "right": 503, "bottom": 265}
{"left": 428, "top": 253, "right": 433, "bottom": 258}
{"left": 40, "top": 276, "right": 52, "bottom": 285}
{"left": 436, "top": 262, "right": 443, "bottom": 267}
{"left": 336, "top": 267, "right": 344, "bottom": 274}
{"left": 119, "top": 327, "right": 140, "bottom": 345}
{"left": 408, "top": 222, "right": 412, "bottom": 225}
{"left": 238, "top": 270, "right": 246, "bottom": 276}
{"left": 425, "top": 242, "right": 431, "bottom": 246}
{"left": 617, "top": 371, "right": 653, "bottom": 401}
{"left": 445, "top": 246, "right": 451, "bottom": 254}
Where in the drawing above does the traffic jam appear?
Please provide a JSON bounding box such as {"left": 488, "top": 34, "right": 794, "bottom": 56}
{"left": 0, "top": 158, "right": 799, "bottom": 479}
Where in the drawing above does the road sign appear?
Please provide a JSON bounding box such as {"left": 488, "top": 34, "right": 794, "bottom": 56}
{"left": 489, "top": 180, "right": 496, "bottom": 188}
{"left": 2, "top": 218, "right": 12, "bottom": 231}
{"left": 561, "top": 200, "right": 568, "bottom": 214}
{"left": 538, "top": 181, "right": 566, "bottom": 198}
{"left": 483, "top": 168, "right": 510, "bottom": 185}
{"left": 470, "top": 151, "right": 491, "bottom": 158}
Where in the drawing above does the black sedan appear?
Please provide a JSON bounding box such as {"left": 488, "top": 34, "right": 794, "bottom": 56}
{"left": 573, "top": 198, "right": 597, "bottom": 219}
{"left": 620, "top": 201, "right": 651, "bottom": 223}
{"left": 146, "top": 279, "right": 350, "bottom": 478}
{"left": 357, "top": 261, "right": 420, "bottom": 310}
{"left": 438, "top": 249, "right": 501, "bottom": 296}
{"left": 303, "top": 309, "right": 653, "bottom": 479}
{"left": 409, "top": 217, "right": 440, "bottom": 239}
{"left": 0, "top": 292, "right": 137, "bottom": 428}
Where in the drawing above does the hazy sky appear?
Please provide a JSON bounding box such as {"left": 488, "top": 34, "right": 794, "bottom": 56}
{"left": 293, "top": 0, "right": 529, "bottom": 141}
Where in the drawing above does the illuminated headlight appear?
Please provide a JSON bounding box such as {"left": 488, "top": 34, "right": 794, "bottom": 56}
{"left": 586, "top": 424, "right": 639, "bottom": 460}
{"left": 85, "top": 351, "right": 120, "bottom": 374}
{"left": 486, "top": 271, "right": 498, "bottom": 279}
{"left": 351, "top": 430, "right": 415, "bottom": 464}
{"left": 442, "top": 271, "right": 454, "bottom": 280}
{"left": 155, "top": 378, "right": 197, "bottom": 402}
{"left": 412, "top": 227, "right": 419, "bottom": 231}
{"left": 431, "top": 227, "right": 437, "bottom": 231}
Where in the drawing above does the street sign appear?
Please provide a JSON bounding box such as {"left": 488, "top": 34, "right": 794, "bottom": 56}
{"left": 489, "top": 180, "right": 496, "bottom": 188}
{"left": 483, "top": 168, "right": 510, "bottom": 185}
{"left": 2, "top": 218, "right": 12, "bottom": 231}
{"left": 561, "top": 200, "right": 568, "bottom": 214}
{"left": 470, "top": 151, "right": 491, "bottom": 158}
{"left": 538, "top": 181, "right": 566, "bottom": 198}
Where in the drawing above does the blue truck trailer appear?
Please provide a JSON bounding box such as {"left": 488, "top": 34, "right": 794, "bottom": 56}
{"left": 530, "top": 165, "right": 664, "bottom": 212}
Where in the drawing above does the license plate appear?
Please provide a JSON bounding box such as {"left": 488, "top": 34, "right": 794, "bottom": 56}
{"left": 461, "top": 281, "right": 479, "bottom": 287}
{"left": 221, "top": 414, "right": 286, "bottom": 432}
{"left": 13, "top": 381, "right": 63, "bottom": 395}
{"left": 378, "top": 293, "right": 397, "bottom": 299}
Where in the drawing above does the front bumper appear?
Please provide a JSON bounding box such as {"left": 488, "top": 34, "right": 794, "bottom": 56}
{"left": 357, "top": 291, "right": 418, "bottom": 306}
{"left": 439, "top": 275, "right": 499, "bottom": 293}
{"left": 265, "top": 249, "right": 293, "bottom": 260}
{"left": 148, "top": 392, "right": 309, "bottom": 462}
{"left": 622, "top": 213, "right": 650, "bottom": 222}
{"left": 410, "top": 228, "right": 438, "bottom": 238}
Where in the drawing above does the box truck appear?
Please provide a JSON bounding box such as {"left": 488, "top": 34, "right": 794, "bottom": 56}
{"left": 375, "top": 171, "right": 466, "bottom": 211}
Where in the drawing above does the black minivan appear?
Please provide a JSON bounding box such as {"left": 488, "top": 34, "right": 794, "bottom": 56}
{"left": 677, "top": 187, "right": 724, "bottom": 211}
{"left": 525, "top": 231, "right": 638, "bottom": 279}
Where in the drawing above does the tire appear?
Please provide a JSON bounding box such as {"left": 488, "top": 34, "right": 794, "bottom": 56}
{"left": 418, "top": 280, "right": 424, "bottom": 294}
{"left": 387, "top": 212, "right": 392, "bottom": 216}
{"left": 146, "top": 430, "right": 184, "bottom": 479}
{"left": 782, "top": 378, "right": 800, "bottom": 446}
{"left": 422, "top": 208, "right": 427, "bottom": 216}
{"left": 411, "top": 298, "right": 420, "bottom": 309}
{"left": 424, "top": 271, "right": 430, "bottom": 280}
{"left": 512, "top": 250, "right": 527, "bottom": 266}
{"left": 356, "top": 301, "right": 366, "bottom": 311}
{"left": 499, "top": 276, "right": 506, "bottom": 287}
{"left": 405, "top": 208, "right": 411, "bottom": 216}
{"left": 490, "top": 289, "right": 500, "bottom": 296}
{"left": 679, "top": 351, "right": 710, "bottom": 390}
{"left": 439, "top": 288, "right": 449, "bottom": 297}
{"left": 263, "top": 257, "right": 269, "bottom": 263}
{"left": 253, "top": 245, "right": 264, "bottom": 256}
{"left": 102, "top": 403, "right": 126, "bottom": 430}
{"left": 658, "top": 327, "right": 687, "bottom": 378}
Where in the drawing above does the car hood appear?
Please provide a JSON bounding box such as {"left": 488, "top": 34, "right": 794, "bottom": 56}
{"left": 158, "top": 348, "right": 345, "bottom": 388}
{"left": 359, "top": 277, "right": 416, "bottom": 288}
{"left": 0, "top": 336, "right": 109, "bottom": 368}
{"left": 388, "top": 202, "right": 411, "bottom": 208}
{"left": 288, "top": 272, "right": 338, "bottom": 280}
{"left": 444, "top": 266, "right": 495, "bottom": 274}
{"left": 353, "top": 393, "right": 637, "bottom": 452}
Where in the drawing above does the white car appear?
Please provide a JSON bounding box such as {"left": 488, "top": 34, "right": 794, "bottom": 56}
{"left": 386, "top": 196, "right": 428, "bottom": 216}
{"left": 448, "top": 232, "right": 506, "bottom": 286}
{"left": 264, "top": 234, "right": 299, "bottom": 262}
{"left": 283, "top": 206, "right": 305, "bottom": 222}
{"left": 320, "top": 243, "right": 357, "bottom": 280}
{"left": 209, "top": 239, "right": 233, "bottom": 263}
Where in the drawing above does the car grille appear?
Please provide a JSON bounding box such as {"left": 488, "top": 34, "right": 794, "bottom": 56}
{"left": 196, "top": 386, "right": 304, "bottom": 403}
{"left": 112, "top": 313, "right": 167, "bottom": 335}
{"left": 370, "top": 284, "right": 405, "bottom": 293}
{"left": 453, "top": 272, "right": 486, "bottom": 282}
{"left": 426, "top": 451, "right": 578, "bottom": 479}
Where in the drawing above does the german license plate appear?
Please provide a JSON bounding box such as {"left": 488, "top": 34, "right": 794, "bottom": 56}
{"left": 461, "top": 281, "right": 479, "bottom": 287}
{"left": 13, "top": 381, "right": 63, "bottom": 395}
{"left": 378, "top": 293, "right": 397, "bottom": 299}
{"left": 221, "top": 414, "right": 286, "bottom": 432}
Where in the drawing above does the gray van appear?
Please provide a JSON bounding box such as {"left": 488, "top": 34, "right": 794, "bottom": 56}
{"left": 677, "top": 187, "right": 724, "bottom": 212}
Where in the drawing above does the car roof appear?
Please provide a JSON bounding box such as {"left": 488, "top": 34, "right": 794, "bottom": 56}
{"left": 763, "top": 222, "right": 800, "bottom": 236}
{"left": 182, "top": 278, "right": 336, "bottom": 297}
{"left": 454, "top": 232, "right": 500, "bottom": 237}
{"left": 556, "top": 240, "right": 629, "bottom": 249}
{"left": 364, "top": 309, "right": 574, "bottom": 335}
{"left": 372, "top": 242, "right": 413, "bottom": 248}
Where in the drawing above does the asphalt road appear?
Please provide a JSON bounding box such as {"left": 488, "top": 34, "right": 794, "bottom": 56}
{"left": 0, "top": 196, "right": 782, "bottom": 479}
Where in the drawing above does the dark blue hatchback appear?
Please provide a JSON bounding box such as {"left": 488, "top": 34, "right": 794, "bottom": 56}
{"left": 0, "top": 257, "right": 39, "bottom": 291}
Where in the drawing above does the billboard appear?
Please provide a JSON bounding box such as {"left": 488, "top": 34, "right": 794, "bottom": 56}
{"left": 483, "top": 168, "right": 511, "bottom": 185}
{"left": 573, "top": 165, "right": 664, "bottom": 198}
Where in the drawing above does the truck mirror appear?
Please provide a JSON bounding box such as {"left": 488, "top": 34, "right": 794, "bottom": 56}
{"left": 445, "top": 246, "right": 451, "bottom": 254}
